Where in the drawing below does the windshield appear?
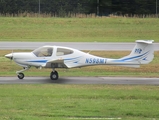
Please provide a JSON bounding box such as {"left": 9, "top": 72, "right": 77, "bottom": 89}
{"left": 33, "top": 47, "right": 53, "bottom": 57}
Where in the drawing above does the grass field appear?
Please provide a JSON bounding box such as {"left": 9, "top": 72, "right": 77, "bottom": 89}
{"left": 0, "top": 17, "right": 159, "bottom": 42}
{"left": 0, "top": 84, "right": 159, "bottom": 120}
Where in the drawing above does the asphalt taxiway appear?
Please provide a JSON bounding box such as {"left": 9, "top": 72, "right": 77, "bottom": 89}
{"left": 0, "top": 77, "right": 158, "bottom": 85}
{"left": 0, "top": 42, "right": 159, "bottom": 51}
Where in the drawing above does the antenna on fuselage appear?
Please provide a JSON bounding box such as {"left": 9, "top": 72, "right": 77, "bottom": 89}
{"left": 87, "top": 50, "right": 92, "bottom": 54}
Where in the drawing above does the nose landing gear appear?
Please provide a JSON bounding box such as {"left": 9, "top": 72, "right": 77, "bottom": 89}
{"left": 16, "top": 66, "right": 30, "bottom": 79}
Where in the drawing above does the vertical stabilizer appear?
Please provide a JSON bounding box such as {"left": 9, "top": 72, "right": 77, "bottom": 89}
{"left": 120, "top": 40, "right": 154, "bottom": 64}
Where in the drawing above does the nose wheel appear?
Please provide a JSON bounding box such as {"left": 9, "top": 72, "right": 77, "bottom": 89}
{"left": 17, "top": 73, "right": 24, "bottom": 79}
{"left": 50, "top": 71, "right": 59, "bottom": 80}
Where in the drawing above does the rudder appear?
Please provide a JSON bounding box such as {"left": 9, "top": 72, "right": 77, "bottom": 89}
{"left": 120, "top": 40, "right": 154, "bottom": 64}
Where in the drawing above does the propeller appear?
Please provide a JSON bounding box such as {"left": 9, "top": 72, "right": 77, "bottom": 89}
{"left": 5, "top": 50, "right": 15, "bottom": 75}
{"left": 11, "top": 50, "right": 14, "bottom": 60}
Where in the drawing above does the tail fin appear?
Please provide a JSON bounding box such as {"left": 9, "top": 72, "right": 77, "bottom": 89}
{"left": 120, "top": 40, "right": 154, "bottom": 65}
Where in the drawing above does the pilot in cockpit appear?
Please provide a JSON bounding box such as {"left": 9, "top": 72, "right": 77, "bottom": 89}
{"left": 47, "top": 48, "right": 53, "bottom": 56}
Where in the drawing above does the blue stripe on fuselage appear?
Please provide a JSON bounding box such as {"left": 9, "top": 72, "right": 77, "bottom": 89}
{"left": 26, "top": 60, "right": 48, "bottom": 63}
{"left": 114, "top": 51, "right": 149, "bottom": 62}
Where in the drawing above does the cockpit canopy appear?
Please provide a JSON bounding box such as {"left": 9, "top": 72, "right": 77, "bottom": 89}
{"left": 32, "top": 46, "right": 74, "bottom": 57}
{"left": 33, "top": 47, "right": 53, "bottom": 57}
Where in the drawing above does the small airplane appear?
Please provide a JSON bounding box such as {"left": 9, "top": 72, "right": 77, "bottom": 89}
{"left": 5, "top": 40, "right": 154, "bottom": 80}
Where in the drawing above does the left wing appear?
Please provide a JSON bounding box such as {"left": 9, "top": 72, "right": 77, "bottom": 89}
{"left": 46, "top": 58, "right": 68, "bottom": 68}
{"left": 46, "top": 56, "right": 83, "bottom": 68}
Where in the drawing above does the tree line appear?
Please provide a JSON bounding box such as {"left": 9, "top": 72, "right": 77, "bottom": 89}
{"left": 0, "top": 0, "right": 158, "bottom": 17}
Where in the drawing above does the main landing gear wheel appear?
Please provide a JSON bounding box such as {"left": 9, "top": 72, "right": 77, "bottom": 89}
{"left": 50, "top": 71, "right": 58, "bottom": 80}
{"left": 17, "top": 73, "right": 24, "bottom": 79}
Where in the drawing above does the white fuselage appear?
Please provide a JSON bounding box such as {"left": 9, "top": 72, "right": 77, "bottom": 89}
{"left": 10, "top": 50, "right": 108, "bottom": 68}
